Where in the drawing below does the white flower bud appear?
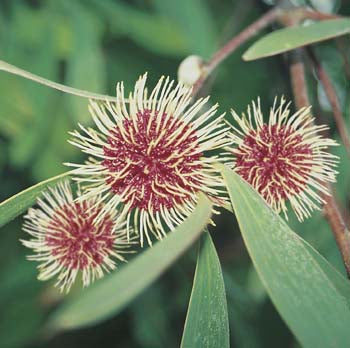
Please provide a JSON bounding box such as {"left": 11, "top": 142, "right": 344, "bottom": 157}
{"left": 177, "top": 55, "right": 205, "bottom": 86}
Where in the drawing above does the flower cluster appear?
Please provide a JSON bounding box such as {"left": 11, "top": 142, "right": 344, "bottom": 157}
{"left": 22, "top": 73, "right": 230, "bottom": 291}
{"left": 22, "top": 181, "right": 132, "bottom": 292}
{"left": 21, "top": 74, "right": 338, "bottom": 292}
{"left": 67, "top": 73, "right": 229, "bottom": 246}
{"left": 227, "top": 98, "right": 338, "bottom": 221}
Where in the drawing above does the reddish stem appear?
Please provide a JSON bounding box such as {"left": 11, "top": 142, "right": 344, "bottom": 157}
{"left": 192, "top": 7, "right": 340, "bottom": 97}
{"left": 192, "top": 7, "right": 282, "bottom": 96}
{"left": 323, "top": 184, "right": 350, "bottom": 275}
{"left": 308, "top": 48, "right": 350, "bottom": 157}
{"left": 289, "top": 49, "right": 350, "bottom": 277}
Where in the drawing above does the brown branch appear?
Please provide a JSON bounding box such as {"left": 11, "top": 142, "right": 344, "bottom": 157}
{"left": 301, "top": 10, "right": 341, "bottom": 21}
{"left": 289, "top": 49, "right": 350, "bottom": 277}
{"left": 192, "top": 7, "right": 341, "bottom": 97}
{"left": 192, "top": 7, "right": 282, "bottom": 97}
{"left": 308, "top": 48, "right": 350, "bottom": 157}
{"left": 289, "top": 50, "right": 310, "bottom": 108}
{"left": 323, "top": 184, "right": 350, "bottom": 275}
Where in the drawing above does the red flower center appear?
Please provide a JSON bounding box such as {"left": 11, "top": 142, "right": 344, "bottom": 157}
{"left": 102, "top": 109, "right": 203, "bottom": 211}
{"left": 236, "top": 124, "right": 313, "bottom": 200}
{"left": 45, "top": 202, "right": 115, "bottom": 270}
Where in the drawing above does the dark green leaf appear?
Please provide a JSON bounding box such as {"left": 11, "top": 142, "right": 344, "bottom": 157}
{"left": 221, "top": 165, "right": 350, "bottom": 347}
{"left": 181, "top": 231, "right": 229, "bottom": 348}
{"left": 0, "top": 172, "right": 70, "bottom": 228}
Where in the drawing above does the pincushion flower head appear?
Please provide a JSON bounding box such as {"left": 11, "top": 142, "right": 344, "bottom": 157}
{"left": 67, "top": 73, "right": 230, "bottom": 246}
{"left": 227, "top": 97, "right": 338, "bottom": 221}
{"left": 21, "top": 180, "right": 131, "bottom": 292}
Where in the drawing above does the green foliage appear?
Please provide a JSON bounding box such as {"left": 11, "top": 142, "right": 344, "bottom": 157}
{"left": 0, "top": 1, "right": 349, "bottom": 347}
{"left": 0, "top": 172, "right": 70, "bottom": 228}
{"left": 243, "top": 19, "right": 350, "bottom": 60}
{"left": 181, "top": 231, "right": 229, "bottom": 348}
{"left": 221, "top": 165, "right": 350, "bottom": 347}
{"left": 0, "top": 60, "right": 116, "bottom": 102}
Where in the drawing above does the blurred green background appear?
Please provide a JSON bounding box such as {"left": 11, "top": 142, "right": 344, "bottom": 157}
{"left": 0, "top": 0, "right": 349, "bottom": 347}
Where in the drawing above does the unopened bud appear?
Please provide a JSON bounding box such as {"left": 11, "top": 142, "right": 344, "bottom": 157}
{"left": 178, "top": 55, "right": 205, "bottom": 87}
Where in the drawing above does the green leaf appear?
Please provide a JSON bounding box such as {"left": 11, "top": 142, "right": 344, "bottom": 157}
{"left": 220, "top": 165, "right": 350, "bottom": 347}
{"left": 0, "top": 172, "right": 70, "bottom": 228}
{"left": 48, "top": 193, "right": 212, "bottom": 331}
{"left": 243, "top": 19, "right": 350, "bottom": 61}
{"left": 181, "top": 231, "right": 229, "bottom": 348}
{"left": 0, "top": 60, "right": 116, "bottom": 102}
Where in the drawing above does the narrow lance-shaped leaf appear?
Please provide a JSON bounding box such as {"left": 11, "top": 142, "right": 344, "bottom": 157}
{"left": 48, "top": 193, "right": 212, "bottom": 332}
{"left": 0, "top": 60, "right": 117, "bottom": 102}
{"left": 181, "top": 230, "right": 229, "bottom": 348}
{"left": 220, "top": 165, "right": 350, "bottom": 348}
{"left": 0, "top": 172, "right": 70, "bottom": 228}
{"left": 243, "top": 19, "right": 350, "bottom": 61}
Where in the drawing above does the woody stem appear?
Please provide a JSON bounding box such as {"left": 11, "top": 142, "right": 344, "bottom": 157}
{"left": 289, "top": 49, "right": 350, "bottom": 277}
{"left": 192, "top": 6, "right": 340, "bottom": 97}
